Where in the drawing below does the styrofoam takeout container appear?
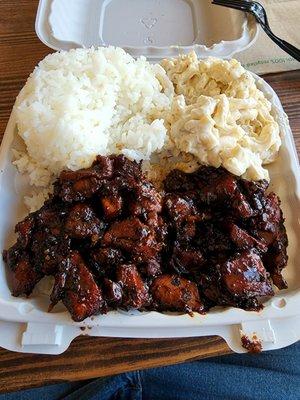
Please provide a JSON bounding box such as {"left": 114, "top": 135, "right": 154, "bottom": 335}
{"left": 0, "top": 0, "right": 299, "bottom": 355}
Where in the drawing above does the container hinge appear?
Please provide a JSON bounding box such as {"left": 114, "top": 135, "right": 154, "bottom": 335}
{"left": 22, "top": 322, "right": 63, "bottom": 346}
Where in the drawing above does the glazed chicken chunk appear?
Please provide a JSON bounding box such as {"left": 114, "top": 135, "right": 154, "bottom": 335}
{"left": 103, "top": 218, "right": 159, "bottom": 262}
{"left": 116, "top": 264, "right": 149, "bottom": 309}
{"left": 3, "top": 246, "right": 42, "bottom": 296}
{"left": 50, "top": 251, "right": 106, "bottom": 322}
{"left": 65, "top": 203, "right": 104, "bottom": 244}
{"left": 220, "top": 250, "right": 274, "bottom": 298}
{"left": 55, "top": 155, "right": 113, "bottom": 202}
{"left": 151, "top": 275, "right": 204, "bottom": 313}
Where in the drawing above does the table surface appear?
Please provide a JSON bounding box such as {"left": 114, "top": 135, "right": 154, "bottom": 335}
{"left": 0, "top": 0, "right": 299, "bottom": 394}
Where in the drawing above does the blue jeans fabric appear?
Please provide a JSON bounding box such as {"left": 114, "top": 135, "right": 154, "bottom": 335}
{"left": 2, "top": 341, "right": 300, "bottom": 400}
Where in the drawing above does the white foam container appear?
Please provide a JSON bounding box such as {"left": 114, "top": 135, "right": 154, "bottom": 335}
{"left": 0, "top": 0, "right": 299, "bottom": 355}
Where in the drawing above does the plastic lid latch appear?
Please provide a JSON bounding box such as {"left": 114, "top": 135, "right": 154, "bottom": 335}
{"left": 241, "top": 319, "right": 276, "bottom": 344}
{"left": 22, "top": 322, "right": 63, "bottom": 346}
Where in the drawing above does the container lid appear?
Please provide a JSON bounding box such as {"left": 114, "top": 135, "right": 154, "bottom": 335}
{"left": 36, "top": 0, "right": 258, "bottom": 58}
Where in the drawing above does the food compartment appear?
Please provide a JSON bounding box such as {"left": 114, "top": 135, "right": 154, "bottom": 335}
{"left": 0, "top": 74, "right": 299, "bottom": 327}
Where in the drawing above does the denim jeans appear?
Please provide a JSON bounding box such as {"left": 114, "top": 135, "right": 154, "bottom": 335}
{"left": 1, "top": 341, "right": 299, "bottom": 400}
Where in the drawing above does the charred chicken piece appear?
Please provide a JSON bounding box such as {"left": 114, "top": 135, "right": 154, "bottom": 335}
{"left": 31, "top": 230, "right": 71, "bottom": 275}
{"left": 56, "top": 172, "right": 101, "bottom": 203}
{"left": 65, "top": 204, "right": 105, "bottom": 244}
{"left": 50, "top": 251, "right": 105, "bottom": 321}
{"left": 250, "top": 192, "right": 288, "bottom": 288}
{"left": 198, "top": 173, "right": 253, "bottom": 218}
{"left": 101, "top": 193, "right": 123, "bottom": 220}
{"left": 227, "top": 223, "right": 267, "bottom": 252}
{"left": 116, "top": 264, "right": 149, "bottom": 309}
{"left": 163, "top": 169, "right": 197, "bottom": 193}
{"left": 220, "top": 250, "right": 274, "bottom": 298}
{"left": 92, "top": 155, "right": 114, "bottom": 177}
{"left": 198, "top": 255, "right": 274, "bottom": 312}
{"left": 163, "top": 194, "right": 197, "bottom": 222}
{"left": 254, "top": 192, "right": 283, "bottom": 234}
{"left": 90, "top": 247, "right": 124, "bottom": 277}
{"left": 129, "top": 180, "right": 162, "bottom": 226}
{"left": 140, "top": 258, "right": 162, "bottom": 278}
{"left": 151, "top": 274, "right": 204, "bottom": 313}
{"left": 155, "top": 216, "right": 168, "bottom": 245}
{"left": 103, "top": 278, "right": 123, "bottom": 306}
{"left": 196, "top": 223, "right": 233, "bottom": 255}
{"left": 189, "top": 167, "right": 254, "bottom": 218}
{"left": 55, "top": 156, "right": 113, "bottom": 202}
{"left": 4, "top": 245, "right": 43, "bottom": 296}
{"left": 194, "top": 165, "right": 227, "bottom": 186}
{"left": 198, "top": 265, "right": 226, "bottom": 308}
{"left": 113, "top": 155, "right": 142, "bottom": 180}
{"left": 231, "top": 191, "right": 254, "bottom": 219}
{"left": 263, "top": 225, "right": 288, "bottom": 289}
{"left": 179, "top": 217, "right": 198, "bottom": 242}
{"left": 15, "top": 214, "right": 35, "bottom": 248}
{"left": 36, "top": 204, "right": 67, "bottom": 236}
{"left": 240, "top": 179, "right": 269, "bottom": 197}
{"left": 170, "top": 245, "right": 205, "bottom": 275}
{"left": 163, "top": 194, "right": 205, "bottom": 243}
{"left": 239, "top": 178, "right": 269, "bottom": 213}
{"left": 28, "top": 204, "right": 71, "bottom": 275}
{"left": 103, "top": 218, "right": 159, "bottom": 262}
{"left": 98, "top": 178, "right": 124, "bottom": 220}
{"left": 10, "top": 258, "right": 42, "bottom": 297}
{"left": 199, "top": 174, "right": 238, "bottom": 203}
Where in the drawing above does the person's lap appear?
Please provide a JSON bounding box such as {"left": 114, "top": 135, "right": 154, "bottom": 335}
{"left": 2, "top": 341, "right": 300, "bottom": 400}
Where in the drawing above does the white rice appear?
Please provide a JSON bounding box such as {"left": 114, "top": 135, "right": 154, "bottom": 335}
{"left": 14, "top": 47, "right": 173, "bottom": 211}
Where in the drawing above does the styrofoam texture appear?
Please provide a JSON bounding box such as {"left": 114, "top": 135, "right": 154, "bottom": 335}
{"left": 36, "top": 0, "right": 258, "bottom": 58}
{"left": 0, "top": 72, "right": 299, "bottom": 354}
